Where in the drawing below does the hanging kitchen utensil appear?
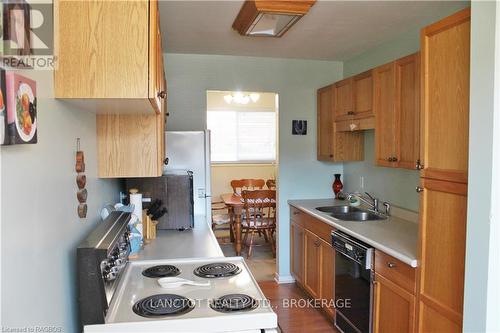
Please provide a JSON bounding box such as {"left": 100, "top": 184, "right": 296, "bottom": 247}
{"left": 75, "top": 138, "right": 85, "bottom": 172}
{"left": 76, "top": 174, "right": 86, "bottom": 189}
{"left": 77, "top": 188, "right": 88, "bottom": 203}
{"left": 75, "top": 138, "right": 87, "bottom": 219}
{"left": 78, "top": 203, "right": 88, "bottom": 218}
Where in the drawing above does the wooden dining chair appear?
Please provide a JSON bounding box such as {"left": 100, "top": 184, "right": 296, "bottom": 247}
{"left": 266, "top": 179, "right": 276, "bottom": 190}
{"left": 211, "top": 199, "right": 232, "bottom": 244}
{"left": 241, "top": 189, "right": 276, "bottom": 258}
{"left": 230, "top": 179, "right": 265, "bottom": 194}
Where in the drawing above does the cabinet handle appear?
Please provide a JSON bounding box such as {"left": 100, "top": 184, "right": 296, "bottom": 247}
{"left": 415, "top": 159, "right": 424, "bottom": 170}
{"left": 387, "top": 157, "right": 394, "bottom": 162}
{"left": 387, "top": 262, "right": 396, "bottom": 268}
{"left": 392, "top": 157, "right": 398, "bottom": 162}
{"left": 293, "top": 211, "right": 300, "bottom": 216}
{"left": 314, "top": 239, "right": 320, "bottom": 247}
{"left": 158, "top": 91, "right": 167, "bottom": 99}
{"left": 329, "top": 154, "right": 334, "bottom": 158}
{"left": 347, "top": 111, "right": 355, "bottom": 115}
{"left": 416, "top": 186, "right": 424, "bottom": 193}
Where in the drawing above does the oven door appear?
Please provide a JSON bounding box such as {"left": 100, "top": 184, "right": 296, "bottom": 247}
{"left": 334, "top": 251, "right": 372, "bottom": 333}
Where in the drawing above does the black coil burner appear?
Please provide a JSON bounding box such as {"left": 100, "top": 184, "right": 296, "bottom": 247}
{"left": 193, "top": 262, "right": 242, "bottom": 278}
{"left": 133, "top": 294, "right": 194, "bottom": 318}
{"left": 210, "top": 294, "right": 258, "bottom": 313}
{"left": 142, "top": 265, "right": 181, "bottom": 278}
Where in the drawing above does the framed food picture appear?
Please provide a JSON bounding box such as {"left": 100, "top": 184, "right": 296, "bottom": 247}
{"left": 0, "top": 69, "right": 7, "bottom": 145}
{"left": 5, "top": 72, "right": 37, "bottom": 144}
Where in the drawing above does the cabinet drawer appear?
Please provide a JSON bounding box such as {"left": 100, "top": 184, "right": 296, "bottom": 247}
{"left": 290, "top": 207, "right": 335, "bottom": 244}
{"left": 335, "top": 117, "right": 375, "bottom": 132}
{"left": 375, "top": 250, "right": 416, "bottom": 294}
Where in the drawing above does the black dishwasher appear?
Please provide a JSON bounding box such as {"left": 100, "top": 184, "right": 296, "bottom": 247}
{"left": 332, "top": 231, "right": 374, "bottom": 333}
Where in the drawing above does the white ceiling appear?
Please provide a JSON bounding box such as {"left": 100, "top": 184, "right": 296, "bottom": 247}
{"left": 159, "top": 0, "right": 467, "bottom": 61}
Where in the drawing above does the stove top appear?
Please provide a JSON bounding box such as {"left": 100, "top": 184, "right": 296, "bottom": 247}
{"left": 193, "top": 262, "right": 242, "bottom": 278}
{"left": 86, "top": 257, "right": 277, "bottom": 332}
{"left": 142, "top": 265, "right": 181, "bottom": 278}
{"left": 210, "top": 294, "right": 258, "bottom": 313}
{"left": 133, "top": 294, "right": 194, "bottom": 318}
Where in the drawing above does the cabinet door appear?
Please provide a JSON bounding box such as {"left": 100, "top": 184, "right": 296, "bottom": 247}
{"left": 417, "top": 178, "right": 467, "bottom": 331}
{"left": 374, "top": 62, "right": 397, "bottom": 166}
{"left": 304, "top": 230, "right": 321, "bottom": 299}
{"left": 373, "top": 273, "right": 415, "bottom": 333}
{"left": 290, "top": 221, "right": 305, "bottom": 285}
{"left": 395, "top": 53, "right": 420, "bottom": 170}
{"left": 148, "top": 0, "right": 162, "bottom": 114}
{"left": 353, "top": 70, "right": 373, "bottom": 118}
{"left": 97, "top": 113, "right": 162, "bottom": 178}
{"left": 317, "top": 85, "right": 334, "bottom": 161}
{"left": 319, "top": 239, "right": 335, "bottom": 319}
{"left": 421, "top": 8, "right": 470, "bottom": 183}
{"left": 334, "top": 78, "right": 354, "bottom": 120}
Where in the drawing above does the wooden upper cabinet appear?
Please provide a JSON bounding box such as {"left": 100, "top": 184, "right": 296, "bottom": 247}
{"left": 420, "top": 8, "right": 470, "bottom": 183}
{"left": 54, "top": 0, "right": 165, "bottom": 114}
{"left": 396, "top": 53, "right": 420, "bottom": 169}
{"left": 317, "top": 85, "right": 364, "bottom": 162}
{"left": 374, "top": 53, "right": 420, "bottom": 169}
{"left": 317, "top": 85, "right": 335, "bottom": 161}
{"left": 334, "top": 78, "right": 354, "bottom": 120}
{"left": 374, "top": 62, "right": 397, "bottom": 166}
{"left": 353, "top": 70, "right": 374, "bottom": 118}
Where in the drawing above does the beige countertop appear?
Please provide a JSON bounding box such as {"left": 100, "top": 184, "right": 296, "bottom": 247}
{"left": 131, "top": 215, "right": 224, "bottom": 261}
{"left": 288, "top": 198, "right": 419, "bottom": 267}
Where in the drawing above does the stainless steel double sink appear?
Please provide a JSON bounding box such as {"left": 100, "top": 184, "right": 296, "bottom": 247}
{"left": 315, "top": 205, "right": 387, "bottom": 222}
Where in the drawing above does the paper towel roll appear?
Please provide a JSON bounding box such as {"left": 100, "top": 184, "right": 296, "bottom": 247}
{"left": 130, "top": 192, "right": 143, "bottom": 223}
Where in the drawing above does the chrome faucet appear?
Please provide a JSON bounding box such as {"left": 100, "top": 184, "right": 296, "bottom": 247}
{"left": 348, "top": 192, "right": 380, "bottom": 212}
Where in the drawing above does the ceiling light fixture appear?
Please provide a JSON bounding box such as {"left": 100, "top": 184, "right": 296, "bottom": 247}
{"left": 232, "top": 0, "right": 316, "bottom": 38}
{"left": 224, "top": 92, "right": 261, "bottom": 105}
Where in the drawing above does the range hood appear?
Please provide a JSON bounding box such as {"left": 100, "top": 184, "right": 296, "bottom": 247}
{"left": 232, "top": 0, "right": 316, "bottom": 37}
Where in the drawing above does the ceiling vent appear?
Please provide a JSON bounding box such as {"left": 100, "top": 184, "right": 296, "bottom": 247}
{"left": 232, "top": 1, "right": 316, "bottom": 37}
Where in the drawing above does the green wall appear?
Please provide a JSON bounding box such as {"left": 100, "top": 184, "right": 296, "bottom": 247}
{"left": 165, "top": 53, "right": 344, "bottom": 280}
{"left": 342, "top": 1, "right": 469, "bottom": 211}
{"left": 0, "top": 70, "right": 119, "bottom": 332}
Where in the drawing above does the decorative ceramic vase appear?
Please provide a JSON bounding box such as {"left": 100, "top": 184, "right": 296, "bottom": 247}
{"left": 332, "top": 174, "right": 343, "bottom": 197}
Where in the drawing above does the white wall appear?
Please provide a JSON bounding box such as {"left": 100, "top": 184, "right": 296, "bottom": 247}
{"left": 165, "top": 53, "right": 343, "bottom": 279}
{"left": 463, "top": 1, "right": 500, "bottom": 331}
{"left": 0, "top": 70, "right": 119, "bottom": 332}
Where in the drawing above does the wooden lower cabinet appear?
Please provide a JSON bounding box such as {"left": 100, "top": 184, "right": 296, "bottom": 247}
{"left": 320, "top": 240, "right": 335, "bottom": 318}
{"left": 290, "top": 208, "right": 335, "bottom": 319}
{"left": 304, "top": 230, "right": 321, "bottom": 299}
{"left": 374, "top": 250, "right": 417, "bottom": 333}
{"left": 373, "top": 273, "right": 416, "bottom": 333}
{"left": 290, "top": 222, "right": 305, "bottom": 285}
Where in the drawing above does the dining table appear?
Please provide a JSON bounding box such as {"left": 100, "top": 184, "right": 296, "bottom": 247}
{"left": 220, "top": 193, "right": 245, "bottom": 256}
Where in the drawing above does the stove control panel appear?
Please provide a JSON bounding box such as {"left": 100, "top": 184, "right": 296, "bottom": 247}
{"left": 101, "top": 230, "right": 130, "bottom": 283}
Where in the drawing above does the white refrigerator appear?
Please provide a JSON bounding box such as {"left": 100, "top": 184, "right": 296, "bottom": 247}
{"left": 164, "top": 131, "right": 212, "bottom": 221}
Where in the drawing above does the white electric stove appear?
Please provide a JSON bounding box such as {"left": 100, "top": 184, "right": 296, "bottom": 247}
{"left": 84, "top": 257, "right": 278, "bottom": 333}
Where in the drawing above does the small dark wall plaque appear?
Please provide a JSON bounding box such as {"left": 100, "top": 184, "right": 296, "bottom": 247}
{"left": 292, "top": 120, "right": 307, "bottom": 135}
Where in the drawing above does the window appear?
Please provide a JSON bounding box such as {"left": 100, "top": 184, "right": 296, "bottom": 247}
{"left": 207, "top": 110, "right": 276, "bottom": 163}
